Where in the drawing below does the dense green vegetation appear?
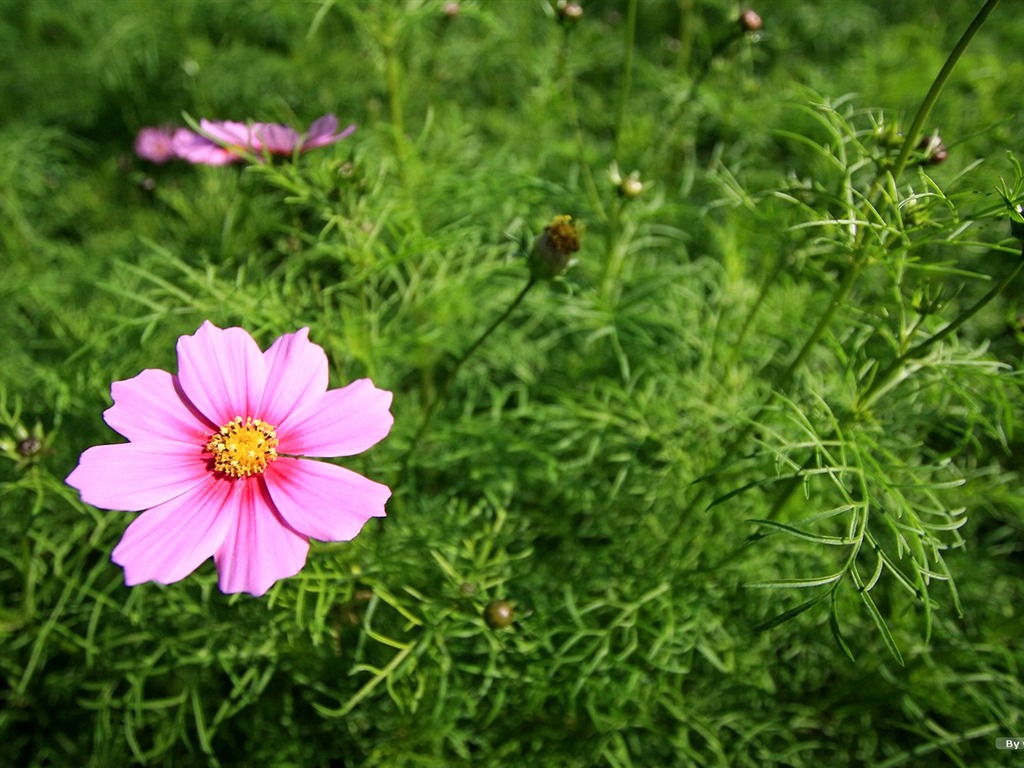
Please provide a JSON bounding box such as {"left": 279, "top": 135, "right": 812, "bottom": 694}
{"left": 2, "top": 1, "right": 1023, "bottom": 765}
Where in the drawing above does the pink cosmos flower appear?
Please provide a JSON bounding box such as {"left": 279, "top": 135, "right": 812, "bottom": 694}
{"left": 172, "top": 114, "right": 356, "bottom": 165}
{"left": 134, "top": 126, "right": 178, "bottom": 164}
{"left": 66, "top": 322, "right": 394, "bottom": 596}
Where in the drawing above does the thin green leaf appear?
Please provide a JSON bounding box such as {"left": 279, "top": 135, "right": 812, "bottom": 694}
{"left": 851, "top": 566, "right": 904, "bottom": 666}
{"left": 829, "top": 589, "right": 856, "bottom": 663}
{"left": 746, "top": 570, "right": 846, "bottom": 590}
{"left": 753, "top": 592, "right": 828, "bottom": 632}
{"left": 746, "top": 518, "right": 854, "bottom": 546}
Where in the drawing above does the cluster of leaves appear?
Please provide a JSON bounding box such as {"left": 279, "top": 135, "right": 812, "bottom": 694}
{"left": 2, "top": 0, "right": 1024, "bottom": 766}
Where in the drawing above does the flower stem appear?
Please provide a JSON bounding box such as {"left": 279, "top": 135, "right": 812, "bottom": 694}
{"left": 559, "top": 29, "right": 607, "bottom": 222}
{"left": 404, "top": 278, "right": 538, "bottom": 466}
{"left": 383, "top": 28, "right": 407, "bottom": 180}
{"left": 857, "top": 242, "right": 1024, "bottom": 413}
{"left": 613, "top": 0, "right": 639, "bottom": 161}
{"left": 707, "top": 0, "right": 1001, "bottom": 483}
{"left": 600, "top": 197, "right": 624, "bottom": 301}
{"left": 676, "top": 0, "right": 695, "bottom": 72}
{"left": 888, "top": 0, "right": 1000, "bottom": 183}
{"left": 654, "top": 0, "right": 1003, "bottom": 570}
{"left": 763, "top": 243, "right": 1024, "bottom": 521}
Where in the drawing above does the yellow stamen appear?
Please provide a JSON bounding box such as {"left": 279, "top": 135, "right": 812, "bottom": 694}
{"left": 205, "top": 416, "right": 279, "bottom": 478}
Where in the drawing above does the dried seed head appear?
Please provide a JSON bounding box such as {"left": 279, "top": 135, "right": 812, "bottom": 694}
{"left": 529, "top": 214, "right": 582, "bottom": 279}
{"left": 16, "top": 436, "right": 43, "bottom": 458}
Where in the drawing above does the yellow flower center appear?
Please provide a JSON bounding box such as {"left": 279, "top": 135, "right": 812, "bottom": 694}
{"left": 205, "top": 416, "right": 279, "bottom": 478}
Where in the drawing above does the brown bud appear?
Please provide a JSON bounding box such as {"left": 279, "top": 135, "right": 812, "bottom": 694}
{"left": 557, "top": 1, "right": 583, "bottom": 24}
{"left": 485, "top": 600, "right": 515, "bottom": 628}
{"left": 739, "top": 9, "right": 762, "bottom": 33}
{"left": 917, "top": 134, "right": 948, "bottom": 165}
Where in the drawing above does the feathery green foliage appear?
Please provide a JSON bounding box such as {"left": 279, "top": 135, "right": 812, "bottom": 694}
{"left": 2, "top": 0, "right": 1024, "bottom": 765}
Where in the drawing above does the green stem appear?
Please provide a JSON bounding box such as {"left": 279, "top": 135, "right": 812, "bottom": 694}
{"left": 676, "top": 0, "right": 695, "bottom": 72}
{"left": 714, "top": 0, "right": 1002, "bottom": 473}
{"left": 857, "top": 243, "right": 1024, "bottom": 413}
{"left": 613, "top": 0, "right": 639, "bottom": 161}
{"left": 600, "top": 197, "right": 623, "bottom": 300}
{"left": 728, "top": 246, "right": 792, "bottom": 365}
{"left": 560, "top": 29, "right": 607, "bottom": 222}
{"left": 889, "top": 0, "right": 1001, "bottom": 183}
{"left": 679, "top": 27, "right": 742, "bottom": 106}
{"left": 404, "top": 278, "right": 538, "bottom": 465}
{"left": 383, "top": 31, "right": 407, "bottom": 179}
{"left": 656, "top": 0, "right": 1003, "bottom": 569}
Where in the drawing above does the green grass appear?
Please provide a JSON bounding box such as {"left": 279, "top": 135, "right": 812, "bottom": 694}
{"left": 2, "top": 0, "right": 1024, "bottom": 765}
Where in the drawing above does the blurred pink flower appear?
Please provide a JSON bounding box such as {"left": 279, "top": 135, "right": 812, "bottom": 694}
{"left": 66, "top": 322, "right": 393, "bottom": 596}
{"left": 133, "top": 126, "right": 178, "bottom": 164}
{"left": 172, "top": 114, "right": 356, "bottom": 165}
{"left": 171, "top": 126, "right": 240, "bottom": 165}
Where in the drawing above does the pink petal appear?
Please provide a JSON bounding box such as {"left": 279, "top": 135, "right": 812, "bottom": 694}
{"left": 103, "top": 368, "right": 214, "bottom": 443}
{"left": 277, "top": 379, "right": 393, "bottom": 457}
{"left": 257, "top": 328, "right": 329, "bottom": 426}
{"left": 302, "top": 117, "right": 356, "bottom": 150}
{"left": 264, "top": 457, "right": 389, "bottom": 542}
{"left": 256, "top": 124, "right": 300, "bottom": 155}
{"left": 200, "top": 119, "right": 255, "bottom": 149}
{"left": 176, "top": 321, "right": 267, "bottom": 426}
{"left": 111, "top": 476, "right": 235, "bottom": 586}
{"left": 134, "top": 127, "right": 177, "bottom": 163}
{"left": 172, "top": 129, "right": 238, "bottom": 165}
{"left": 306, "top": 114, "right": 338, "bottom": 140}
{"left": 214, "top": 479, "right": 309, "bottom": 596}
{"left": 66, "top": 440, "right": 209, "bottom": 511}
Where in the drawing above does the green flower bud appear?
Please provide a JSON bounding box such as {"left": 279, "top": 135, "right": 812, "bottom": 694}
{"left": 610, "top": 162, "right": 644, "bottom": 199}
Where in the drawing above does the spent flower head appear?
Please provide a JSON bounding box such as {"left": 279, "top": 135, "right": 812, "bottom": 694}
{"left": 529, "top": 214, "right": 582, "bottom": 280}
{"left": 0, "top": 422, "right": 48, "bottom": 469}
{"left": 65, "top": 322, "right": 393, "bottom": 596}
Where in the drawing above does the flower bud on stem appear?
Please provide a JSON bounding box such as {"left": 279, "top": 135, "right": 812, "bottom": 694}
{"left": 403, "top": 217, "right": 582, "bottom": 469}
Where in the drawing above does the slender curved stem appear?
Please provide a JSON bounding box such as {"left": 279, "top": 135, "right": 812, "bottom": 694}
{"left": 559, "top": 29, "right": 607, "bottom": 222}
{"left": 613, "top": 0, "right": 639, "bottom": 161}
{"left": 857, "top": 242, "right": 1024, "bottom": 413}
{"left": 655, "top": 0, "right": 1004, "bottom": 570}
{"left": 889, "top": 0, "right": 1001, "bottom": 183}
{"left": 403, "top": 278, "right": 538, "bottom": 466}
